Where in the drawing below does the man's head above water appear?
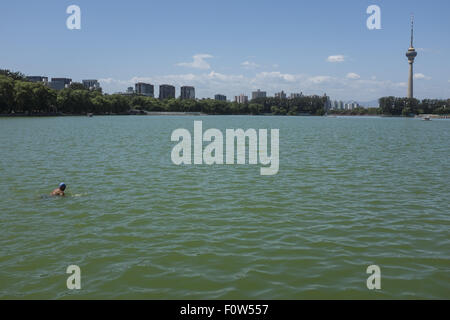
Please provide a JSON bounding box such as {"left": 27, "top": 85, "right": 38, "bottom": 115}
{"left": 51, "top": 183, "right": 67, "bottom": 196}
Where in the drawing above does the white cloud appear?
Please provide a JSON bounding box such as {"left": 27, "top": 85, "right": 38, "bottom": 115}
{"left": 98, "top": 77, "right": 129, "bottom": 85}
{"left": 206, "top": 71, "right": 244, "bottom": 82}
{"left": 395, "top": 82, "right": 407, "bottom": 88}
{"left": 241, "top": 61, "right": 260, "bottom": 69}
{"left": 346, "top": 72, "right": 361, "bottom": 80}
{"left": 414, "top": 73, "right": 431, "bottom": 80}
{"left": 307, "top": 76, "right": 334, "bottom": 84}
{"left": 176, "top": 54, "right": 213, "bottom": 69}
{"left": 254, "top": 71, "right": 299, "bottom": 82}
{"left": 327, "top": 55, "right": 345, "bottom": 63}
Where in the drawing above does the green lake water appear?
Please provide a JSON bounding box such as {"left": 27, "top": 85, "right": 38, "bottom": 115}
{"left": 0, "top": 115, "right": 449, "bottom": 299}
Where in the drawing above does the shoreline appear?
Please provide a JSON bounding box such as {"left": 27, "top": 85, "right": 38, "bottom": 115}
{"left": 0, "top": 111, "right": 207, "bottom": 117}
{"left": 0, "top": 112, "right": 449, "bottom": 118}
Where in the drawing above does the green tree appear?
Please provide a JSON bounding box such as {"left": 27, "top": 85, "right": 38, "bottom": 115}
{"left": 91, "top": 94, "right": 111, "bottom": 113}
{"left": 32, "top": 84, "right": 56, "bottom": 113}
{"left": 69, "top": 82, "right": 87, "bottom": 90}
{"left": 14, "top": 81, "right": 36, "bottom": 113}
{"left": 248, "top": 103, "right": 262, "bottom": 115}
{"left": 107, "top": 94, "right": 130, "bottom": 114}
{"left": 0, "top": 69, "right": 27, "bottom": 81}
{"left": 0, "top": 75, "right": 15, "bottom": 113}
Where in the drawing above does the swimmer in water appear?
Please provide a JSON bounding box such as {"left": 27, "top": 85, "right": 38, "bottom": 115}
{"left": 51, "top": 183, "right": 66, "bottom": 196}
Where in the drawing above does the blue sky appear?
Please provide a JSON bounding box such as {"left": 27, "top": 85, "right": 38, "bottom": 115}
{"left": 1, "top": 0, "right": 449, "bottom": 102}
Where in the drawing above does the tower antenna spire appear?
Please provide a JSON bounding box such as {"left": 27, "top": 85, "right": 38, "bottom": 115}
{"left": 406, "top": 15, "right": 417, "bottom": 99}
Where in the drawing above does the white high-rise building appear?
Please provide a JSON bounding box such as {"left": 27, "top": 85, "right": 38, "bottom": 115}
{"left": 235, "top": 94, "right": 248, "bottom": 104}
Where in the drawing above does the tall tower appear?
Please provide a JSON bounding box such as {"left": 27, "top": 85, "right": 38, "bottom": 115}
{"left": 406, "top": 15, "right": 417, "bottom": 98}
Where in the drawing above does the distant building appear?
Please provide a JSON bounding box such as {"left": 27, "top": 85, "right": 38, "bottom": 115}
{"left": 49, "top": 78, "right": 72, "bottom": 90}
{"left": 135, "top": 82, "right": 154, "bottom": 97}
{"left": 27, "top": 76, "right": 48, "bottom": 84}
{"left": 214, "top": 94, "right": 227, "bottom": 101}
{"left": 331, "top": 101, "right": 338, "bottom": 110}
{"left": 324, "top": 94, "right": 331, "bottom": 110}
{"left": 235, "top": 94, "right": 248, "bottom": 104}
{"left": 159, "top": 84, "right": 175, "bottom": 99}
{"left": 82, "top": 80, "right": 100, "bottom": 91}
{"left": 290, "top": 92, "right": 303, "bottom": 99}
{"left": 331, "top": 100, "right": 342, "bottom": 110}
{"left": 252, "top": 89, "right": 266, "bottom": 100}
{"left": 332, "top": 100, "right": 345, "bottom": 110}
{"left": 330, "top": 100, "right": 345, "bottom": 110}
{"left": 344, "top": 101, "right": 360, "bottom": 110}
{"left": 180, "top": 86, "right": 195, "bottom": 100}
{"left": 275, "top": 90, "right": 287, "bottom": 99}
{"left": 117, "top": 87, "right": 134, "bottom": 96}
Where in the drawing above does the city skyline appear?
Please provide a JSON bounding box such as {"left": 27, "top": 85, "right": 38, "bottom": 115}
{"left": 19, "top": 73, "right": 427, "bottom": 109}
{"left": 1, "top": 0, "right": 449, "bottom": 101}
{"left": 26, "top": 74, "right": 342, "bottom": 104}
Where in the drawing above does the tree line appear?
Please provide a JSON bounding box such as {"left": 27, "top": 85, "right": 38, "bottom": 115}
{"left": 328, "top": 98, "right": 449, "bottom": 116}
{"left": 1, "top": 70, "right": 448, "bottom": 116}
{"left": 0, "top": 70, "right": 328, "bottom": 115}
{"left": 378, "top": 96, "right": 449, "bottom": 116}
{"left": 328, "top": 107, "right": 380, "bottom": 116}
